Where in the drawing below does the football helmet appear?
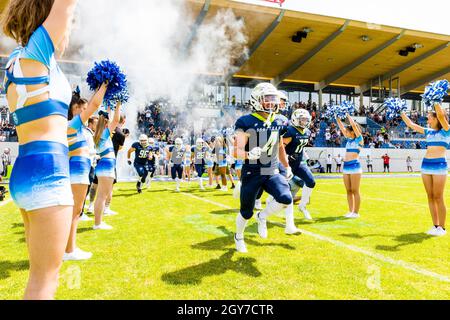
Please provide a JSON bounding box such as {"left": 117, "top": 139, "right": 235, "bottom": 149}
{"left": 291, "top": 109, "right": 312, "bottom": 129}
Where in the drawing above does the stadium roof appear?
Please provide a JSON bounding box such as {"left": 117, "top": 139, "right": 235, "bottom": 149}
{"left": 187, "top": 0, "right": 450, "bottom": 96}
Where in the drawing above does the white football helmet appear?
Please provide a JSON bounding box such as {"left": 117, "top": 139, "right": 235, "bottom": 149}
{"left": 175, "top": 138, "right": 183, "bottom": 150}
{"left": 249, "top": 83, "right": 281, "bottom": 114}
{"left": 292, "top": 109, "right": 312, "bottom": 129}
{"left": 278, "top": 91, "right": 289, "bottom": 111}
{"left": 139, "top": 134, "right": 149, "bottom": 147}
{"left": 148, "top": 138, "right": 155, "bottom": 146}
{"left": 196, "top": 138, "right": 204, "bottom": 149}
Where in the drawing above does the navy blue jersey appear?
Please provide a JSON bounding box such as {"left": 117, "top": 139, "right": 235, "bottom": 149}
{"left": 132, "top": 142, "right": 152, "bottom": 165}
{"left": 284, "top": 126, "right": 311, "bottom": 163}
{"left": 169, "top": 146, "right": 186, "bottom": 165}
{"left": 191, "top": 146, "right": 208, "bottom": 165}
{"left": 234, "top": 113, "right": 285, "bottom": 175}
{"left": 147, "top": 146, "right": 159, "bottom": 165}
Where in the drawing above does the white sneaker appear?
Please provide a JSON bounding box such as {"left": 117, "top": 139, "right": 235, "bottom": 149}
{"left": 344, "top": 212, "right": 360, "bottom": 219}
{"left": 426, "top": 226, "right": 438, "bottom": 236}
{"left": 200, "top": 185, "right": 205, "bottom": 190}
{"left": 255, "top": 199, "right": 263, "bottom": 211}
{"left": 79, "top": 213, "right": 93, "bottom": 222}
{"left": 87, "top": 203, "right": 94, "bottom": 214}
{"left": 63, "top": 248, "right": 93, "bottom": 261}
{"left": 104, "top": 207, "right": 118, "bottom": 216}
{"left": 175, "top": 187, "right": 180, "bottom": 192}
{"left": 432, "top": 227, "right": 447, "bottom": 237}
{"left": 93, "top": 222, "right": 113, "bottom": 230}
{"left": 234, "top": 234, "right": 247, "bottom": 253}
{"left": 221, "top": 186, "right": 228, "bottom": 192}
{"left": 266, "top": 195, "right": 274, "bottom": 206}
{"left": 256, "top": 212, "right": 268, "bottom": 239}
{"left": 299, "top": 205, "right": 313, "bottom": 221}
{"left": 285, "top": 225, "right": 302, "bottom": 235}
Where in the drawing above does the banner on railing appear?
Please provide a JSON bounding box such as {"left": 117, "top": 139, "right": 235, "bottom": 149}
{"left": 261, "top": 0, "right": 285, "bottom": 6}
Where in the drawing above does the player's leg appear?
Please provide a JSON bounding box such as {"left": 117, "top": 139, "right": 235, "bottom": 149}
{"left": 134, "top": 164, "right": 145, "bottom": 193}
{"left": 296, "top": 164, "right": 316, "bottom": 220}
{"left": 261, "top": 174, "right": 298, "bottom": 236}
{"left": 196, "top": 164, "right": 205, "bottom": 190}
{"left": 235, "top": 174, "right": 263, "bottom": 252}
{"left": 176, "top": 165, "right": 183, "bottom": 191}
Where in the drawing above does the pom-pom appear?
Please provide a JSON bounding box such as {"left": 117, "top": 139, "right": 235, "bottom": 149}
{"left": 384, "top": 97, "right": 407, "bottom": 120}
{"left": 86, "top": 60, "right": 128, "bottom": 109}
{"left": 422, "top": 79, "right": 449, "bottom": 110}
{"left": 324, "top": 104, "right": 338, "bottom": 119}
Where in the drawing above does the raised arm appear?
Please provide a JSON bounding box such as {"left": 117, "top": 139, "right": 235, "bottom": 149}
{"left": 80, "top": 82, "right": 108, "bottom": 123}
{"left": 43, "top": 0, "right": 78, "bottom": 51}
{"left": 347, "top": 114, "right": 362, "bottom": 137}
{"left": 434, "top": 103, "right": 450, "bottom": 131}
{"left": 336, "top": 118, "right": 349, "bottom": 138}
{"left": 108, "top": 102, "right": 122, "bottom": 132}
{"left": 400, "top": 112, "right": 425, "bottom": 134}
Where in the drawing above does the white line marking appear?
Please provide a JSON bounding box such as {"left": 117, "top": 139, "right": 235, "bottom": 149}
{"left": 181, "top": 192, "right": 450, "bottom": 283}
{"left": 0, "top": 199, "right": 12, "bottom": 208}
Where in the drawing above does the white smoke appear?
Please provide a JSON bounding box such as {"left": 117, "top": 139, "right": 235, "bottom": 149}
{"left": 70, "top": 0, "right": 248, "bottom": 178}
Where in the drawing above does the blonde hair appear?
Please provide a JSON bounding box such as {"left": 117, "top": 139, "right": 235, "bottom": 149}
{"left": 94, "top": 115, "right": 108, "bottom": 147}
{"left": 2, "top": 0, "right": 54, "bottom": 46}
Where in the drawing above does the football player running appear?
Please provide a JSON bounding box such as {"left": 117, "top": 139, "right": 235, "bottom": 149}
{"left": 283, "top": 109, "right": 316, "bottom": 220}
{"left": 127, "top": 134, "right": 152, "bottom": 194}
{"left": 233, "top": 83, "right": 299, "bottom": 253}
{"left": 166, "top": 138, "right": 186, "bottom": 192}
{"left": 192, "top": 138, "right": 208, "bottom": 190}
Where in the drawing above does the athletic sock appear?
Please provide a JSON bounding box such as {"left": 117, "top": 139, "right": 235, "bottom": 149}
{"left": 259, "top": 200, "right": 285, "bottom": 220}
{"left": 285, "top": 203, "right": 296, "bottom": 229}
{"left": 236, "top": 214, "right": 248, "bottom": 239}
{"left": 199, "top": 177, "right": 203, "bottom": 188}
{"left": 176, "top": 178, "right": 180, "bottom": 189}
{"left": 299, "top": 187, "right": 313, "bottom": 207}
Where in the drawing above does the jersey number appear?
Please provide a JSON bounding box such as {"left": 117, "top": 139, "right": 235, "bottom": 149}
{"left": 139, "top": 150, "right": 149, "bottom": 158}
{"left": 262, "top": 131, "right": 279, "bottom": 157}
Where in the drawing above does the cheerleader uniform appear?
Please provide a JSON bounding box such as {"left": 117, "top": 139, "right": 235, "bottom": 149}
{"left": 95, "top": 128, "right": 116, "bottom": 179}
{"left": 421, "top": 128, "right": 450, "bottom": 175}
{"left": 343, "top": 135, "right": 363, "bottom": 175}
{"left": 6, "top": 25, "right": 73, "bottom": 211}
{"left": 68, "top": 116, "right": 91, "bottom": 185}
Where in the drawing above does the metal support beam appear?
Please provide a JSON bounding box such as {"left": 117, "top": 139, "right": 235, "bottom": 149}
{"left": 315, "top": 30, "right": 406, "bottom": 91}
{"left": 226, "top": 9, "right": 285, "bottom": 81}
{"left": 400, "top": 65, "right": 450, "bottom": 94}
{"left": 182, "top": 0, "right": 211, "bottom": 54}
{"left": 272, "top": 20, "right": 350, "bottom": 86}
{"left": 356, "top": 41, "right": 450, "bottom": 94}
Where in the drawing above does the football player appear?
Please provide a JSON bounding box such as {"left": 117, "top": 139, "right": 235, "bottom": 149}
{"left": 166, "top": 138, "right": 186, "bottom": 192}
{"left": 127, "top": 134, "right": 152, "bottom": 193}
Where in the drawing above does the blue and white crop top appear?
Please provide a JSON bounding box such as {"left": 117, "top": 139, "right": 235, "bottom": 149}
{"left": 424, "top": 128, "right": 450, "bottom": 149}
{"left": 67, "top": 115, "right": 88, "bottom": 155}
{"left": 346, "top": 135, "right": 363, "bottom": 154}
{"left": 4, "top": 25, "right": 72, "bottom": 126}
{"left": 96, "top": 128, "right": 115, "bottom": 158}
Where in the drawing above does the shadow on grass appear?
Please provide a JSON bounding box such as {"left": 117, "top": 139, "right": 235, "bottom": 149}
{"left": 161, "top": 249, "right": 261, "bottom": 285}
{"left": 0, "top": 260, "right": 29, "bottom": 279}
{"left": 210, "top": 209, "right": 238, "bottom": 215}
{"left": 162, "top": 226, "right": 295, "bottom": 285}
{"left": 11, "top": 223, "right": 24, "bottom": 229}
{"left": 341, "top": 232, "right": 433, "bottom": 252}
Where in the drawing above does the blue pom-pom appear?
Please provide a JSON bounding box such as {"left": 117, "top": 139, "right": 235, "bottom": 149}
{"left": 86, "top": 60, "right": 128, "bottom": 109}
{"left": 384, "top": 97, "right": 407, "bottom": 120}
{"left": 422, "top": 79, "right": 449, "bottom": 110}
{"left": 324, "top": 104, "right": 338, "bottom": 119}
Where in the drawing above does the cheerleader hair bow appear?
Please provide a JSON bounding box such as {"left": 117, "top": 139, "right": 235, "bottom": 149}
{"left": 384, "top": 97, "right": 407, "bottom": 120}
{"left": 86, "top": 60, "right": 129, "bottom": 111}
{"left": 98, "top": 110, "right": 110, "bottom": 120}
{"left": 421, "top": 79, "right": 449, "bottom": 110}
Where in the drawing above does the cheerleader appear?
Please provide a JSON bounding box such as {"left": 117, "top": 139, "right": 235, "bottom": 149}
{"left": 2, "top": 0, "right": 78, "bottom": 300}
{"left": 93, "top": 102, "right": 122, "bottom": 230}
{"left": 64, "top": 85, "right": 107, "bottom": 261}
{"left": 336, "top": 114, "right": 364, "bottom": 219}
{"left": 401, "top": 105, "right": 449, "bottom": 236}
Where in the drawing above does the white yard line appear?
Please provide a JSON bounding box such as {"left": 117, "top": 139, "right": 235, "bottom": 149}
{"left": 0, "top": 199, "right": 12, "bottom": 208}
{"left": 181, "top": 192, "right": 450, "bottom": 283}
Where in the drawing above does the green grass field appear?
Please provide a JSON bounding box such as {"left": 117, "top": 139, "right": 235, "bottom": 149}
{"left": 1, "top": 176, "right": 449, "bottom": 300}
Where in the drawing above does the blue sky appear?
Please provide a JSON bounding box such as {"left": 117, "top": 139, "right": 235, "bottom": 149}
{"left": 234, "top": 0, "right": 450, "bottom": 36}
